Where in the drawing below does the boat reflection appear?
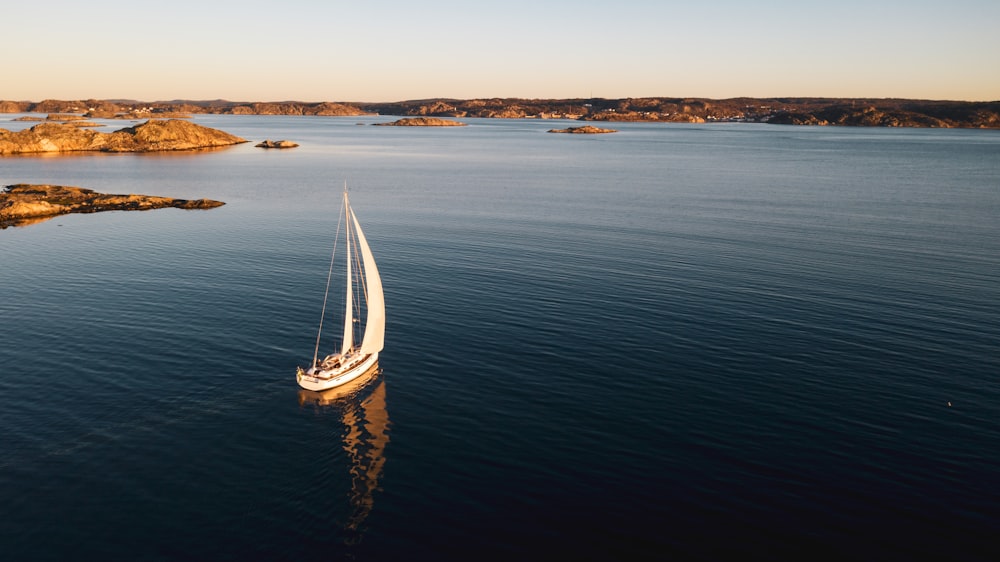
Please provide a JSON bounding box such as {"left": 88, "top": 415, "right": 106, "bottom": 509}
{"left": 298, "top": 365, "right": 389, "bottom": 540}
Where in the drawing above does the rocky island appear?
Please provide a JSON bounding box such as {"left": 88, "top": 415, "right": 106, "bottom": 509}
{"left": 255, "top": 139, "right": 299, "bottom": 148}
{"left": 373, "top": 117, "right": 466, "bottom": 127}
{"left": 0, "top": 119, "right": 247, "bottom": 155}
{"left": 548, "top": 125, "right": 617, "bottom": 134}
{"left": 0, "top": 184, "right": 225, "bottom": 228}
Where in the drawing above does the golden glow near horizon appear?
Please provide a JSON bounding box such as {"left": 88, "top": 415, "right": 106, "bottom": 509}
{"left": 4, "top": 0, "right": 998, "bottom": 102}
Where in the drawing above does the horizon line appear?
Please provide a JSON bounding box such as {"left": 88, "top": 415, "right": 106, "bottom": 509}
{"left": 4, "top": 95, "right": 1000, "bottom": 105}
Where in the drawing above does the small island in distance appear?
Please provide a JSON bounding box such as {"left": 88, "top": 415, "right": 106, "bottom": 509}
{"left": 2, "top": 97, "right": 998, "bottom": 128}
{"left": 256, "top": 139, "right": 299, "bottom": 148}
{"left": 373, "top": 117, "right": 466, "bottom": 127}
{"left": 548, "top": 125, "right": 617, "bottom": 134}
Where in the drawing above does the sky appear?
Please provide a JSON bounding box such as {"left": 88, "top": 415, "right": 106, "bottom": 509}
{"left": 3, "top": 0, "right": 998, "bottom": 102}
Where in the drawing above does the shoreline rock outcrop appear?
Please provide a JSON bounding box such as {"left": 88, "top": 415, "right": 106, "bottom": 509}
{"left": 0, "top": 119, "right": 247, "bottom": 155}
{"left": 1, "top": 184, "right": 224, "bottom": 228}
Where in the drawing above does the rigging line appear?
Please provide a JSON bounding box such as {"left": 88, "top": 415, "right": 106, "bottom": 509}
{"left": 347, "top": 191, "right": 364, "bottom": 351}
{"left": 357, "top": 256, "right": 369, "bottom": 307}
{"left": 344, "top": 182, "right": 367, "bottom": 334}
{"left": 313, "top": 193, "right": 347, "bottom": 368}
{"left": 353, "top": 213, "right": 371, "bottom": 308}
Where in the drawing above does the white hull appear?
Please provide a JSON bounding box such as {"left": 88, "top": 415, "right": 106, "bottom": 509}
{"left": 297, "top": 352, "right": 379, "bottom": 392}
{"left": 298, "top": 365, "right": 381, "bottom": 406}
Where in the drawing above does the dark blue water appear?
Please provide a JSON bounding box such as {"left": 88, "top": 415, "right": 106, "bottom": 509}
{"left": 2, "top": 116, "right": 999, "bottom": 561}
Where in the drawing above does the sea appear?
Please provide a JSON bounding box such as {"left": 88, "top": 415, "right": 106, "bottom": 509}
{"left": 1, "top": 114, "right": 998, "bottom": 561}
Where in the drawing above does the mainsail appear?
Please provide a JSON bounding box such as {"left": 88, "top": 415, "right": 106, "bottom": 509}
{"left": 352, "top": 207, "right": 385, "bottom": 355}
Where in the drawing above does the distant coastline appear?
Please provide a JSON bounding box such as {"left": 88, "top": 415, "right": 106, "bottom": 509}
{"left": 2, "top": 97, "right": 998, "bottom": 128}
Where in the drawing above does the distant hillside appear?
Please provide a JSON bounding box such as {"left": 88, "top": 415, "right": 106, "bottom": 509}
{"left": 2, "top": 97, "right": 998, "bottom": 128}
{"left": 766, "top": 100, "right": 1000, "bottom": 128}
{"left": 0, "top": 99, "right": 369, "bottom": 118}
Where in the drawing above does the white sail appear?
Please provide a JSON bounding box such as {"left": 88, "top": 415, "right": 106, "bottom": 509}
{"left": 341, "top": 193, "right": 354, "bottom": 356}
{"left": 351, "top": 207, "right": 385, "bottom": 355}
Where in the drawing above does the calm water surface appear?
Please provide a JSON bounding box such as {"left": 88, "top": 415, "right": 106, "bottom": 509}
{"left": 2, "top": 116, "right": 999, "bottom": 560}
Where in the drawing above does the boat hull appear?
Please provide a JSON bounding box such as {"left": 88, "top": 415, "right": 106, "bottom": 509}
{"left": 298, "top": 365, "right": 381, "bottom": 406}
{"left": 297, "top": 352, "right": 379, "bottom": 392}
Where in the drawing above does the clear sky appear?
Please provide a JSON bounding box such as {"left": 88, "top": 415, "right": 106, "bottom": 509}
{"left": 4, "top": 0, "right": 998, "bottom": 102}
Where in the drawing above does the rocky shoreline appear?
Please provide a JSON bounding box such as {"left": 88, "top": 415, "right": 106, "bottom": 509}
{"left": 0, "top": 184, "right": 224, "bottom": 228}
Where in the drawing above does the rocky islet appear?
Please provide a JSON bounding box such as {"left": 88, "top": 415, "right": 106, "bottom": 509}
{"left": 0, "top": 184, "right": 225, "bottom": 228}
{"left": 0, "top": 119, "right": 247, "bottom": 155}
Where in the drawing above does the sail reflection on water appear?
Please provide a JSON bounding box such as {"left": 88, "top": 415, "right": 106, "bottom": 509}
{"left": 298, "top": 366, "right": 389, "bottom": 540}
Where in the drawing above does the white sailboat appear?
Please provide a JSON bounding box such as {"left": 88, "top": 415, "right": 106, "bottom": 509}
{"left": 297, "top": 187, "right": 385, "bottom": 391}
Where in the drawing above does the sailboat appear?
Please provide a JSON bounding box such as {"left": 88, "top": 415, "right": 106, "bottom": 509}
{"left": 297, "top": 187, "right": 385, "bottom": 391}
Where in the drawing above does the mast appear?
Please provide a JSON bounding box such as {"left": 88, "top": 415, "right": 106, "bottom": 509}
{"left": 341, "top": 189, "right": 354, "bottom": 355}
{"left": 312, "top": 192, "right": 346, "bottom": 368}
